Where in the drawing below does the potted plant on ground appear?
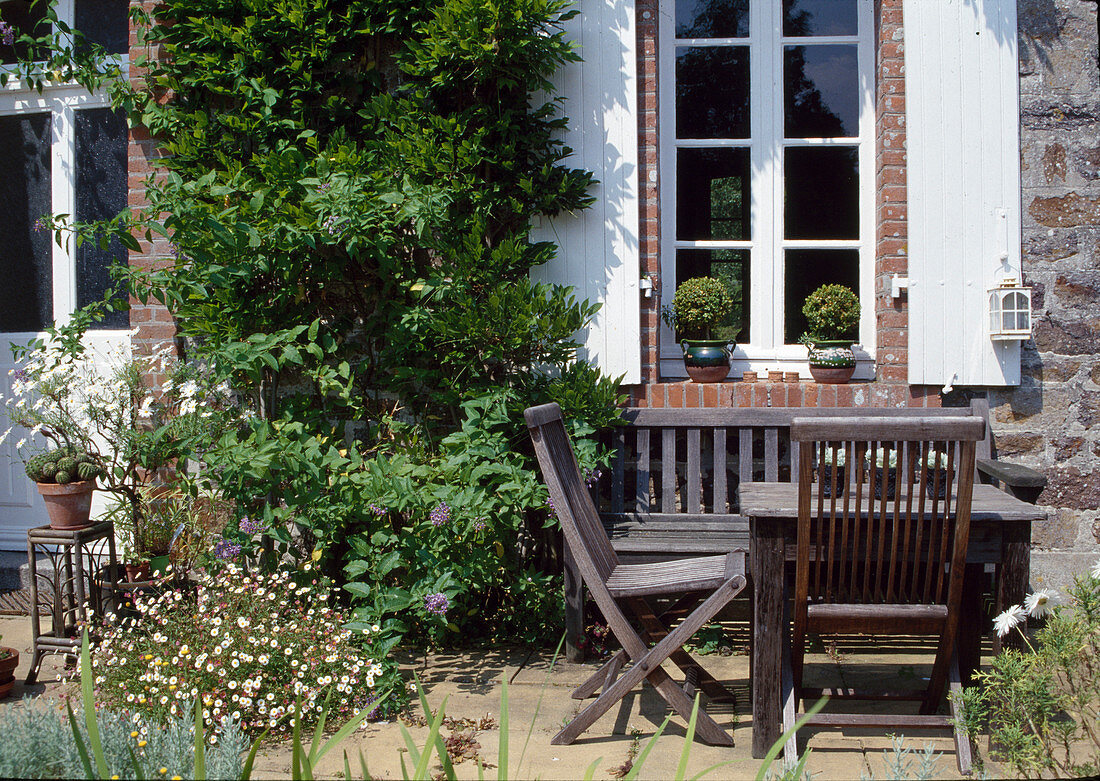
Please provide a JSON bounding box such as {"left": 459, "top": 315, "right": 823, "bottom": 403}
{"left": 662, "top": 276, "right": 736, "bottom": 383}
{"left": 0, "top": 636, "right": 18, "bottom": 699}
{"left": 801, "top": 284, "right": 860, "bottom": 384}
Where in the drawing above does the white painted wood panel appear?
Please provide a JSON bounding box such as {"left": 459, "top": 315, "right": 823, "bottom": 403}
{"left": 530, "top": 0, "right": 641, "bottom": 384}
{"left": 905, "top": 0, "right": 1022, "bottom": 386}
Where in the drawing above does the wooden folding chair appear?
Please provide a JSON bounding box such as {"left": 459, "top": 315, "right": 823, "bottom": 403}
{"left": 525, "top": 403, "right": 746, "bottom": 746}
{"left": 785, "top": 416, "right": 984, "bottom": 774}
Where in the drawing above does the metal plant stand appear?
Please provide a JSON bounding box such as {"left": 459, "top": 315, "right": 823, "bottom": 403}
{"left": 25, "top": 522, "right": 119, "bottom": 684}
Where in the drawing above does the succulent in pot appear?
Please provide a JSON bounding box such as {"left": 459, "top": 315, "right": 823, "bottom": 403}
{"left": 801, "top": 284, "right": 860, "bottom": 384}
{"left": 24, "top": 446, "right": 104, "bottom": 530}
{"left": 662, "top": 276, "right": 737, "bottom": 383}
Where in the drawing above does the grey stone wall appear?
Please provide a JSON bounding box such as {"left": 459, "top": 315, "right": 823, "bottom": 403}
{"left": 989, "top": 0, "right": 1100, "bottom": 585}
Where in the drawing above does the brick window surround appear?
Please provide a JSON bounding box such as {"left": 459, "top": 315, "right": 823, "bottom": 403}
{"left": 630, "top": 0, "right": 937, "bottom": 410}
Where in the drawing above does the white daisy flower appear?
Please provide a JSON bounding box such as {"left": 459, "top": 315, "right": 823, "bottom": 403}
{"left": 993, "top": 604, "right": 1027, "bottom": 637}
{"left": 1024, "top": 589, "right": 1060, "bottom": 619}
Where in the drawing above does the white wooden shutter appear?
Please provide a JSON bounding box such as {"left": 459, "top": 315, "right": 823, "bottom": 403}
{"left": 530, "top": 0, "right": 641, "bottom": 384}
{"left": 904, "top": 0, "right": 1022, "bottom": 386}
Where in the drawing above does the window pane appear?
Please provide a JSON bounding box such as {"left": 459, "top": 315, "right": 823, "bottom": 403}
{"left": 784, "top": 147, "right": 858, "bottom": 239}
{"left": 783, "top": 0, "right": 857, "bottom": 37}
{"left": 75, "top": 108, "right": 129, "bottom": 329}
{"left": 677, "top": 47, "right": 749, "bottom": 139}
{"left": 783, "top": 249, "right": 859, "bottom": 343}
{"left": 76, "top": 0, "right": 129, "bottom": 54}
{"left": 0, "top": 113, "right": 53, "bottom": 332}
{"left": 677, "top": 148, "right": 750, "bottom": 241}
{"left": 0, "top": 2, "right": 50, "bottom": 65}
{"left": 677, "top": 249, "right": 749, "bottom": 343}
{"left": 676, "top": 0, "right": 749, "bottom": 38}
{"left": 785, "top": 45, "right": 858, "bottom": 138}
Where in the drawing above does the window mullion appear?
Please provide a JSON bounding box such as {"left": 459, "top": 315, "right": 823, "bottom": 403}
{"left": 749, "top": 0, "right": 778, "bottom": 353}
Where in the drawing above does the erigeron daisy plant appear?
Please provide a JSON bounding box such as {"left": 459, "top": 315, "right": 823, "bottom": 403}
{"left": 91, "top": 563, "right": 395, "bottom": 733}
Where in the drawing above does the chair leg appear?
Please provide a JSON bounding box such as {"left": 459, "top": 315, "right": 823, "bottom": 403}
{"left": 947, "top": 651, "right": 974, "bottom": 776}
{"left": 627, "top": 596, "right": 737, "bottom": 702}
{"left": 572, "top": 649, "right": 626, "bottom": 700}
{"left": 553, "top": 579, "right": 742, "bottom": 746}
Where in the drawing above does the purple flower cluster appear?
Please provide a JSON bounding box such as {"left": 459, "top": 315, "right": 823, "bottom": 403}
{"left": 11, "top": 368, "right": 27, "bottom": 383}
{"left": 424, "top": 592, "right": 449, "bottom": 616}
{"left": 1, "top": 20, "right": 14, "bottom": 47}
{"left": 239, "top": 516, "right": 265, "bottom": 534}
{"left": 33, "top": 216, "right": 50, "bottom": 234}
{"left": 473, "top": 518, "right": 486, "bottom": 532}
{"left": 212, "top": 538, "right": 242, "bottom": 560}
{"left": 584, "top": 467, "right": 603, "bottom": 487}
{"left": 429, "top": 502, "right": 450, "bottom": 527}
{"left": 369, "top": 503, "right": 387, "bottom": 517}
{"left": 546, "top": 495, "right": 555, "bottom": 511}
{"left": 317, "top": 182, "right": 332, "bottom": 193}
{"left": 322, "top": 215, "right": 344, "bottom": 236}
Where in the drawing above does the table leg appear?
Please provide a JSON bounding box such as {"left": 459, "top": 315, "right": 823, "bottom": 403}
{"left": 996, "top": 521, "right": 1031, "bottom": 653}
{"left": 751, "top": 517, "right": 785, "bottom": 759}
{"left": 959, "top": 564, "right": 983, "bottom": 686}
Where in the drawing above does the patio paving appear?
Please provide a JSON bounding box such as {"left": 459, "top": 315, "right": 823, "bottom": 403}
{"left": 0, "top": 615, "right": 984, "bottom": 779}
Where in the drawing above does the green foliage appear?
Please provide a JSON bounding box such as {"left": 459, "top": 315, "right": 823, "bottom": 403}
{"left": 19, "top": 0, "right": 623, "bottom": 649}
{"left": 961, "top": 569, "right": 1100, "bottom": 778}
{"left": 663, "top": 276, "right": 735, "bottom": 340}
{"left": 24, "top": 447, "right": 100, "bottom": 484}
{"left": 801, "top": 284, "right": 860, "bottom": 340}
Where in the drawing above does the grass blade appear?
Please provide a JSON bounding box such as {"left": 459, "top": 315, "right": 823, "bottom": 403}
{"left": 312, "top": 703, "right": 373, "bottom": 767}
{"left": 66, "top": 702, "right": 94, "bottom": 779}
{"left": 358, "top": 748, "right": 371, "bottom": 781}
{"left": 582, "top": 757, "right": 604, "bottom": 780}
{"left": 414, "top": 676, "right": 455, "bottom": 781}
{"left": 292, "top": 696, "right": 303, "bottom": 781}
{"left": 194, "top": 699, "right": 206, "bottom": 780}
{"left": 309, "top": 688, "right": 333, "bottom": 763}
{"left": 343, "top": 750, "right": 351, "bottom": 781}
{"left": 517, "top": 632, "right": 565, "bottom": 773}
{"left": 399, "top": 723, "right": 423, "bottom": 767}
{"left": 127, "top": 744, "right": 147, "bottom": 781}
{"left": 688, "top": 760, "right": 737, "bottom": 780}
{"left": 497, "top": 681, "right": 508, "bottom": 781}
{"left": 413, "top": 695, "right": 449, "bottom": 780}
{"left": 673, "top": 694, "right": 701, "bottom": 781}
{"left": 80, "top": 630, "right": 109, "bottom": 779}
{"left": 240, "top": 728, "right": 272, "bottom": 781}
{"left": 754, "top": 696, "right": 828, "bottom": 781}
{"left": 623, "top": 714, "right": 672, "bottom": 781}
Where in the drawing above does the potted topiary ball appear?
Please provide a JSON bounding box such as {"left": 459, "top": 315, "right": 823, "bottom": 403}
{"left": 662, "top": 276, "right": 736, "bottom": 383}
{"left": 25, "top": 446, "right": 103, "bottom": 530}
{"left": 801, "top": 284, "right": 860, "bottom": 384}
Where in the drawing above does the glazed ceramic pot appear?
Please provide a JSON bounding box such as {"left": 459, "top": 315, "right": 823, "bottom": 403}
{"left": 681, "top": 339, "right": 734, "bottom": 383}
{"left": 0, "top": 647, "right": 19, "bottom": 699}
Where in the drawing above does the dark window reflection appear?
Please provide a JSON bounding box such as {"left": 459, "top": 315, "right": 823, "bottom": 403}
{"left": 0, "top": 113, "right": 53, "bottom": 332}
{"left": 677, "top": 249, "right": 749, "bottom": 343}
{"left": 75, "top": 108, "right": 129, "bottom": 329}
{"left": 784, "top": 249, "right": 859, "bottom": 342}
{"left": 784, "top": 0, "right": 857, "bottom": 37}
{"left": 785, "top": 45, "right": 858, "bottom": 138}
{"left": 0, "top": 1, "right": 50, "bottom": 65}
{"left": 784, "top": 147, "right": 858, "bottom": 239}
{"left": 676, "top": 0, "right": 749, "bottom": 38}
{"left": 76, "top": 0, "right": 129, "bottom": 54}
{"left": 677, "top": 47, "right": 749, "bottom": 139}
{"left": 677, "top": 148, "right": 750, "bottom": 241}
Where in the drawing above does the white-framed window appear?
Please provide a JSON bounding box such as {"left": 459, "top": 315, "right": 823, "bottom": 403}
{"left": 658, "top": 0, "right": 875, "bottom": 378}
{"left": 0, "top": 0, "right": 129, "bottom": 548}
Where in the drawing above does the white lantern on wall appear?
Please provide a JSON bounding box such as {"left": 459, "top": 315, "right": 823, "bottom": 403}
{"left": 988, "top": 278, "right": 1032, "bottom": 341}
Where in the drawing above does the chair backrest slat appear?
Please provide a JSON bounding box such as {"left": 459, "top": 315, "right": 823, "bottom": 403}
{"left": 662, "top": 428, "right": 677, "bottom": 513}
{"left": 791, "top": 417, "right": 981, "bottom": 608}
{"left": 713, "top": 428, "right": 728, "bottom": 513}
{"left": 526, "top": 404, "right": 619, "bottom": 582}
{"left": 635, "top": 428, "right": 651, "bottom": 513}
{"left": 686, "top": 428, "right": 702, "bottom": 513}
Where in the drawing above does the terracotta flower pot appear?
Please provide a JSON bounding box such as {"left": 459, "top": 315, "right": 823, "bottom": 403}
{"left": 808, "top": 365, "right": 855, "bottom": 384}
{"left": 0, "top": 647, "right": 19, "bottom": 699}
{"left": 36, "top": 480, "right": 96, "bottom": 530}
{"left": 125, "top": 561, "right": 151, "bottom": 582}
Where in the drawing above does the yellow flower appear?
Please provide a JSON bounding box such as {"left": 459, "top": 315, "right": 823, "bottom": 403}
{"left": 159, "top": 768, "right": 168, "bottom": 775}
{"left": 139, "top": 740, "right": 148, "bottom": 748}
{"left": 130, "top": 731, "right": 139, "bottom": 738}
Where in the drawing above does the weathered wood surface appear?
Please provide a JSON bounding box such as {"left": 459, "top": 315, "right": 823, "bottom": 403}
{"left": 739, "top": 483, "right": 1047, "bottom": 522}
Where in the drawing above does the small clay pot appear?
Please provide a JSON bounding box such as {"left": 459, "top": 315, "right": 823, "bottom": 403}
{"left": 741, "top": 371, "right": 757, "bottom": 383}
{"left": 36, "top": 481, "right": 95, "bottom": 530}
{"left": 767, "top": 370, "right": 783, "bottom": 382}
{"left": 784, "top": 371, "right": 800, "bottom": 383}
{"left": 0, "top": 646, "right": 19, "bottom": 699}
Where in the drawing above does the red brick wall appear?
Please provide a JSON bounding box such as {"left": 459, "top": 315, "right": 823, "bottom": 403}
{"left": 627, "top": 0, "right": 941, "bottom": 410}
{"left": 127, "top": 0, "right": 176, "bottom": 377}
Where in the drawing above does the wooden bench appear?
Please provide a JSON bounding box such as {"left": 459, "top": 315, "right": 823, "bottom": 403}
{"left": 563, "top": 398, "right": 1045, "bottom": 661}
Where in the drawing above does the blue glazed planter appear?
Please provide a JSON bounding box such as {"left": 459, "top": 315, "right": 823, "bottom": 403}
{"left": 681, "top": 339, "right": 734, "bottom": 383}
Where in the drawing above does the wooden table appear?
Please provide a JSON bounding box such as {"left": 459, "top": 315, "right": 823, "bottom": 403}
{"left": 740, "top": 482, "right": 1046, "bottom": 758}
